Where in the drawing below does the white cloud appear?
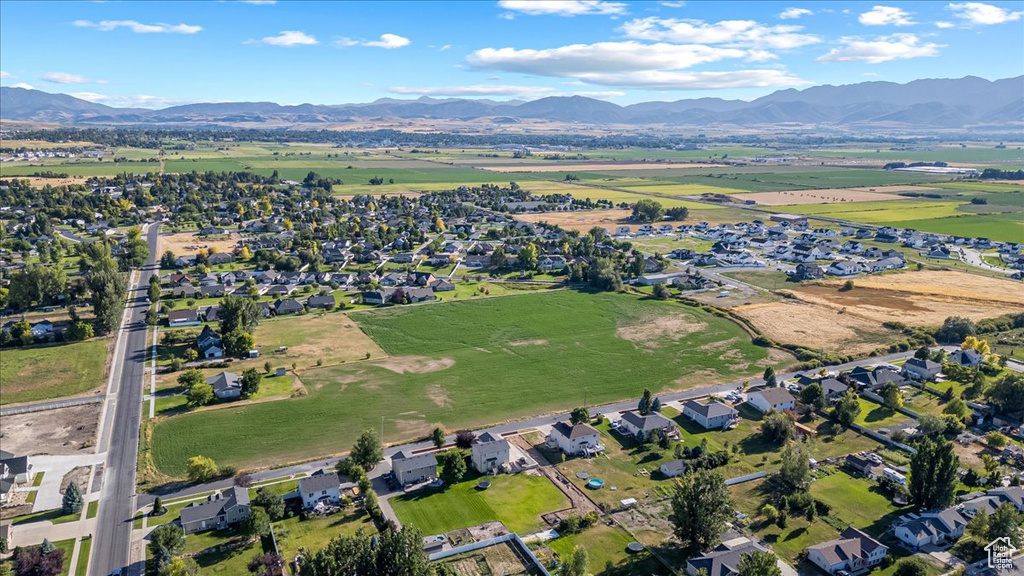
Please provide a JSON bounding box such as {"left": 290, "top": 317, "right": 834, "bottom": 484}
{"left": 42, "top": 72, "right": 107, "bottom": 84}
{"left": 0, "top": 71, "right": 11, "bottom": 79}
{"left": 564, "top": 69, "right": 809, "bottom": 90}
{"left": 499, "top": 12, "right": 515, "bottom": 20}
{"left": 10, "top": 83, "right": 35, "bottom": 90}
{"left": 818, "top": 34, "right": 943, "bottom": 63}
{"left": 440, "top": 44, "right": 452, "bottom": 51}
{"left": 363, "top": 33, "right": 410, "bottom": 49}
{"left": 779, "top": 7, "right": 812, "bottom": 19}
{"left": 240, "top": 0, "right": 277, "bottom": 4}
{"left": 571, "top": 90, "right": 627, "bottom": 98}
{"left": 253, "top": 30, "right": 318, "bottom": 46}
{"left": 333, "top": 37, "right": 360, "bottom": 47}
{"left": 934, "top": 20, "right": 956, "bottom": 27}
{"left": 619, "top": 17, "right": 821, "bottom": 49}
{"left": 948, "top": 2, "right": 1023, "bottom": 24}
{"left": 68, "top": 92, "right": 194, "bottom": 108}
{"left": 389, "top": 84, "right": 556, "bottom": 97}
{"left": 468, "top": 42, "right": 749, "bottom": 75}
{"left": 497, "top": 0, "right": 627, "bottom": 16}
{"left": 858, "top": 6, "right": 916, "bottom": 26}
{"left": 660, "top": 1, "right": 686, "bottom": 7}
{"left": 73, "top": 19, "right": 202, "bottom": 34}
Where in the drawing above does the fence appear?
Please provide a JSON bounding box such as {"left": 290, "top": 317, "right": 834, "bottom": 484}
{"left": 428, "top": 532, "right": 551, "bottom": 576}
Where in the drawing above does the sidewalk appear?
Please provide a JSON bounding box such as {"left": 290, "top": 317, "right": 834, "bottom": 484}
{"left": 31, "top": 453, "right": 106, "bottom": 512}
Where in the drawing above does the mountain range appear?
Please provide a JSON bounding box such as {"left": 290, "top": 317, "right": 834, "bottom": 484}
{"left": 2, "top": 75, "right": 1022, "bottom": 130}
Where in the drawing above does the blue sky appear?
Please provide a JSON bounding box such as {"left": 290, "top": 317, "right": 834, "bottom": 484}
{"left": 1, "top": 0, "right": 1022, "bottom": 107}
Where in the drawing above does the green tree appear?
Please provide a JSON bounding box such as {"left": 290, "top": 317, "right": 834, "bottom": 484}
{"left": 893, "top": 558, "right": 929, "bottom": 576}
{"left": 431, "top": 427, "right": 446, "bottom": 449}
{"left": 777, "top": 440, "right": 812, "bottom": 493}
{"left": 909, "top": 437, "right": 959, "bottom": 510}
{"left": 298, "top": 526, "right": 435, "bottom": 576}
{"left": 570, "top": 407, "right": 591, "bottom": 425}
{"left": 670, "top": 469, "right": 733, "bottom": 553}
{"left": 254, "top": 487, "right": 285, "bottom": 521}
{"left": 631, "top": 199, "right": 665, "bottom": 223}
{"left": 148, "top": 281, "right": 161, "bottom": 303}
{"left": 587, "top": 257, "right": 622, "bottom": 291}
{"left": 219, "top": 295, "right": 261, "bottom": 336}
{"left": 760, "top": 412, "right": 795, "bottom": 445}
{"left": 763, "top": 367, "right": 778, "bottom": 388}
{"left": 987, "top": 372, "right": 1024, "bottom": 416}
{"left": 518, "top": 244, "right": 538, "bottom": 271}
{"left": 737, "top": 550, "right": 781, "bottom": 576}
{"left": 66, "top": 321, "right": 94, "bottom": 342}
{"left": 243, "top": 506, "right": 272, "bottom": 539}
{"left": 152, "top": 496, "right": 165, "bottom": 515}
{"left": 799, "top": 383, "right": 825, "bottom": 411}
{"left": 440, "top": 450, "right": 467, "bottom": 485}
{"left": 988, "top": 502, "right": 1024, "bottom": 547}
{"left": 561, "top": 546, "right": 589, "bottom": 576}
{"left": 240, "top": 368, "right": 262, "bottom": 398}
{"left": 61, "top": 482, "right": 83, "bottom": 515}
{"left": 350, "top": 428, "right": 383, "bottom": 471}
{"left": 833, "top": 390, "right": 862, "bottom": 426}
{"left": 187, "top": 383, "right": 214, "bottom": 407}
{"left": 489, "top": 246, "right": 507, "bottom": 269}
{"left": 186, "top": 455, "right": 219, "bottom": 483}
{"left": 652, "top": 282, "right": 670, "bottom": 299}
{"left": 881, "top": 382, "right": 904, "bottom": 410}
{"left": 914, "top": 346, "right": 930, "bottom": 360}
{"left": 149, "top": 523, "right": 186, "bottom": 567}
{"left": 225, "top": 329, "right": 256, "bottom": 358}
{"left": 942, "top": 397, "right": 970, "bottom": 421}
{"left": 638, "top": 388, "right": 654, "bottom": 415}
{"left": 936, "top": 316, "right": 976, "bottom": 344}
{"left": 159, "top": 557, "right": 199, "bottom": 576}
{"left": 88, "top": 268, "right": 126, "bottom": 335}
{"left": 177, "top": 368, "right": 205, "bottom": 388}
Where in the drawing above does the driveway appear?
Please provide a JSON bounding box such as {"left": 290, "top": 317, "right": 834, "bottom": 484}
{"left": 31, "top": 453, "right": 106, "bottom": 512}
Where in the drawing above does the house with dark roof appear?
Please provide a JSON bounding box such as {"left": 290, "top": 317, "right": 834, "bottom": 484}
{"left": 306, "top": 294, "right": 336, "bottom": 310}
{"left": 180, "top": 487, "right": 251, "bottom": 534}
{"left": 207, "top": 371, "right": 241, "bottom": 399}
{"left": 391, "top": 451, "right": 438, "bottom": 486}
{"left": 682, "top": 399, "right": 739, "bottom": 430}
{"left": 686, "top": 538, "right": 771, "bottom": 576}
{"left": 948, "top": 348, "right": 984, "bottom": 367}
{"left": 0, "top": 451, "right": 33, "bottom": 504}
{"left": 902, "top": 358, "right": 942, "bottom": 381}
{"left": 818, "top": 378, "right": 849, "bottom": 404}
{"left": 471, "top": 432, "right": 512, "bottom": 474}
{"left": 274, "top": 298, "right": 304, "bottom": 315}
{"left": 893, "top": 508, "right": 968, "bottom": 550}
{"left": 847, "top": 366, "right": 904, "bottom": 390}
{"left": 807, "top": 527, "right": 888, "bottom": 575}
{"left": 844, "top": 453, "right": 876, "bottom": 477}
{"left": 196, "top": 325, "right": 223, "bottom": 360}
{"left": 167, "top": 308, "right": 201, "bottom": 327}
{"left": 619, "top": 411, "right": 676, "bottom": 440}
{"left": 548, "top": 422, "right": 603, "bottom": 456}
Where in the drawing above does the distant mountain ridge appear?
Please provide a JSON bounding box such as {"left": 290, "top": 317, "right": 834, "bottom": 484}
{"left": 2, "top": 75, "right": 1021, "bottom": 130}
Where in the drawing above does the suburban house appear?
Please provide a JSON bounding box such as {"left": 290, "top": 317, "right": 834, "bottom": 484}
{"left": 306, "top": 294, "right": 336, "bottom": 310}
{"left": 660, "top": 459, "right": 687, "bottom": 478}
{"left": 902, "top": 358, "right": 942, "bottom": 381}
{"left": 819, "top": 378, "right": 850, "bottom": 403}
{"left": 848, "top": 366, "right": 904, "bottom": 389}
{"left": 391, "top": 451, "right": 438, "bottom": 486}
{"left": 619, "top": 411, "right": 676, "bottom": 440}
{"left": 207, "top": 371, "right": 242, "bottom": 399}
{"left": 180, "top": 487, "right": 251, "bottom": 534}
{"left": 0, "top": 451, "right": 33, "bottom": 504}
{"left": 274, "top": 298, "right": 304, "bottom": 315}
{"left": 961, "top": 487, "right": 1024, "bottom": 517}
{"left": 471, "top": 432, "right": 512, "bottom": 474}
{"left": 548, "top": 421, "right": 603, "bottom": 456}
{"left": 844, "top": 454, "right": 876, "bottom": 477}
{"left": 686, "top": 537, "right": 771, "bottom": 576}
{"left": 682, "top": 399, "right": 739, "bottom": 430}
{"left": 806, "top": 527, "right": 888, "bottom": 575}
{"left": 893, "top": 508, "right": 969, "bottom": 550}
{"left": 747, "top": 388, "right": 796, "bottom": 414}
{"left": 196, "top": 326, "right": 223, "bottom": 360}
{"left": 298, "top": 469, "right": 343, "bottom": 509}
{"left": 948, "top": 348, "right": 984, "bottom": 367}
{"left": 167, "top": 309, "right": 201, "bottom": 327}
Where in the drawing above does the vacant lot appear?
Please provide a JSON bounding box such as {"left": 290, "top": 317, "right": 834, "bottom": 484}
{"left": 0, "top": 339, "right": 108, "bottom": 405}
{"left": 825, "top": 269, "right": 1024, "bottom": 307}
{"left": 733, "top": 301, "right": 897, "bottom": 354}
{"left": 730, "top": 188, "right": 905, "bottom": 206}
{"left": 391, "top": 472, "right": 568, "bottom": 535}
{"left": 158, "top": 231, "right": 239, "bottom": 257}
{"left": 480, "top": 162, "right": 720, "bottom": 173}
{"left": 515, "top": 206, "right": 749, "bottom": 233}
{"left": 0, "top": 403, "right": 100, "bottom": 456}
{"left": 151, "top": 291, "right": 779, "bottom": 476}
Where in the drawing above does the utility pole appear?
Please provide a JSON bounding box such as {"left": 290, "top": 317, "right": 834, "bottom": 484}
{"left": 381, "top": 416, "right": 386, "bottom": 445}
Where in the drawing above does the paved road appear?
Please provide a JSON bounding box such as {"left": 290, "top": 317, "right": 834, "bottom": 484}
{"left": 138, "top": 348, "right": 921, "bottom": 506}
{"left": 90, "top": 223, "right": 159, "bottom": 576}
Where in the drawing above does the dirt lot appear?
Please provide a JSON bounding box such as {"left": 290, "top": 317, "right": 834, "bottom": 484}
{"left": 158, "top": 231, "right": 240, "bottom": 257}
{"left": 728, "top": 188, "right": 906, "bottom": 205}
{"left": 480, "top": 162, "right": 720, "bottom": 173}
{"left": 515, "top": 208, "right": 744, "bottom": 233}
{"left": 821, "top": 270, "right": 1024, "bottom": 307}
{"left": 733, "top": 301, "right": 897, "bottom": 354}
{"left": 13, "top": 176, "right": 92, "bottom": 187}
{"left": 0, "top": 403, "right": 100, "bottom": 456}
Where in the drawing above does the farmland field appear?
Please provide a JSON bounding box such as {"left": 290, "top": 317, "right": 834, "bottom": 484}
{"left": 150, "top": 290, "right": 782, "bottom": 477}
{"left": 0, "top": 339, "right": 108, "bottom": 405}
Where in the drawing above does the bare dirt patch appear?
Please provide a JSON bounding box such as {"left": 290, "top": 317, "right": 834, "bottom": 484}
{"left": 516, "top": 208, "right": 745, "bottom": 233}
{"left": 819, "top": 270, "right": 1024, "bottom": 307}
{"left": 729, "top": 188, "right": 905, "bottom": 206}
{"left": 372, "top": 356, "right": 455, "bottom": 374}
{"left": 158, "top": 231, "right": 240, "bottom": 257}
{"left": 17, "top": 176, "right": 92, "bottom": 188}
{"left": 267, "top": 314, "right": 387, "bottom": 367}
{"left": 426, "top": 383, "right": 452, "bottom": 408}
{"left": 0, "top": 403, "right": 100, "bottom": 456}
{"left": 616, "top": 314, "right": 707, "bottom": 349}
{"left": 733, "top": 301, "right": 895, "bottom": 354}
{"left": 508, "top": 339, "right": 548, "bottom": 347}
{"left": 61, "top": 466, "right": 91, "bottom": 494}
{"left": 480, "top": 162, "right": 720, "bottom": 173}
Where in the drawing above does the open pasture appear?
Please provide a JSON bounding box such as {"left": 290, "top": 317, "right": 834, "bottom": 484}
{"left": 158, "top": 230, "right": 239, "bottom": 257}
{"left": 479, "top": 162, "right": 721, "bottom": 173}
{"left": 149, "top": 290, "right": 779, "bottom": 477}
{"left": 732, "top": 301, "right": 899, "bottom": 354}
{"left": 732, "top": 187, "right": 907, "bottom": 206}
{"left": 0, "top": 339, "right": 108, "bottom": 405}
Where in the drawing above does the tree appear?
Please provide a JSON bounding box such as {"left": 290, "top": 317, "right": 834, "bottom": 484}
{"left": 350, "top": 428, "right": 383, "bottom": 471}
{"left": 518, "top": 244, "right": 538, "bottom": 271}
{"left": 936, "top": 316, "right": 976, "bottom": 344}
{"left": 987, "top": 372, "right": 1024, "bottom": 416}
{"left": 666, "top": 206, "right": 690, "bottom": 221}
{"left": 89, "top": 268, "right": 126, "bottom": 335}
{"left": 148, "top": 279, "right": 162, "bottom": 303}
{"left": 243, "top": 506, "right": 272, "bottom": 539}
{"left": 881, "top": 382, "right": 904, "bottom": 410}
{"left": 431, "top": 427, "right": 446, "bottom": 449}
{"left": 187, "top": 383, "right": 214, "bottom": 407}
{"left": 178, "top": 368, "right": 205, "bottom": 388}
{"left": 587, "top": 257, "right": 622, "bottom": 292}
{"left": 917, "top": 414, "right": 948, "bottom": 437}
{"left": 914, "top": 346, "right": 930, "bottom": 360}
{"left": 160, "top": 251, "right": 178, "bottom": 269}
{"left": 247, "top": 553, "right": 285, "bottom": 576}
{"left": 942, "top": 397, "right": 970, "bottom": 421}
{"left": 489, "top": 246, "right": 507, "bottom": 269}
{"left": 149, "top": 523, "right": 186, "bottom": 566}
{"left": 652, "top": 282, "right": 670, "bottom": 299}
{"left": 62, "top": 482, "right": 83, "bottom": 515}
{"left": 799, "top": 383, "right": 825, "bottom": 411}
{"left": 893, "top": 558, "right": 929, "bottom": 576}
{"left": 961, "top": 336, "right": 991, "bottom": 355}
{"left": 159, "top": 557, "right": 199, "bottom": 576}
{"left": 638, "top": 388, "right": 654, "bottom": 415}
{"left": 152, "top": 496, "right": 166, "bottom": 515}
{"left": 987, "top": 431, "right": 1009, "bottom": 449}
{"left": 760, "top": 412, "right": 795, "bottom": 445}
{"left": 989, "top": 502, "right": 1024, "bottom": 547}
{"left": 186, "top": 455, "right": 219, "bottom": 483}
{"left": 254, "top": 487, "right": 285, "bottom": 521}
{"left": 219, "top": 295, "right": 261, "bottom": 336}
{"left": 455, "top": 430, "right": 477, "bottom": 449}
{"left": 298, "top": 526, "right": 435, "bottom": 576}
{"left": 240, "top": 368, "right": 262, "bottom": 398}
{"left": 12, "top": 545, "right": 64, "bottom": 576}
{"left": 909, "top": 438, "right": 959, "bottom": 510}
{"left": 561, "top": 546, "right": 589, "bottom": 576}
{"left": 224, "top": 329, "right": 256, "bottom": 358}
{"left": 777, "top": 441, "right": 812, "bottom": 493}
{"left": 737, "top": 550, "right": 781, "bottom": 576}
{"left": 670, "top": 469, "right": 733, "bottom": 553}
{"left": 570, "top": 407, "right": 590, "bottom": 425}
{"left": 440, "top": 450, "right": 467, "bottom": 485}
{"left": 631, "top": 199, "right": 664, "bottom": 223}
{"left": 763, "top": 367, "right": 778, "bottom": 388}
{"left": 833, "top": 390, "right": 862, "bottom": 426}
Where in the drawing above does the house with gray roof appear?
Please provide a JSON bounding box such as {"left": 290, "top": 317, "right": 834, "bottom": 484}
{"left": 619, "top": 411, "right": 676, "bottom": 440}
{"left": 682, "top": 399, "right": 739, "bottom": 430}
{"left": 298, "top": 469, "right": 344, "bottom": 509}
{"left": 948, "top": 348, "right": 984, "bottom": 367}
{"left": 391, "top": 451, "right": 437, "bottom": 486}
{"left": 660, "top": 459, "right": 687, "bottom": 478}
{"left": 180, "top": 487, "right": 250, "bottom": 534}
{"left": 548, "top": 421, "right": 603, "bottom": 456}
{"left": 902, "top": 358, "right": 942, "bottom": 381}
{"left": 207, "top": 371, "right": 241, "bottom": 399}
{"left": 747, "top": 388, "right": 796, "bottom": 414}
{"left": 471, "top": 432, "right": 511, "bottom": 474}
{"left": 893, "top": 508, "right": 968, "bottom": 550}
{"left": 807, "top": 527, "right": 888, "bottom": 575}
{"left": 686, "top": 538, "right": 771, "bottom": 576}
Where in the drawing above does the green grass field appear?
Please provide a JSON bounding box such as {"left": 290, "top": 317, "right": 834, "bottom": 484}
{"left": 0, "top": 339, "right": 108, "bottom": 405}
{"left": 274, "top": 507, "right": 375, "bottom": 562}
{"left": 543, "top": 523, "right": 667, "bottom": 575}
{"left": 150, "top": 290, "right": 779, "bottom": 477}
{"left": 391, "top": 473, "right": 569, "bottom": 535}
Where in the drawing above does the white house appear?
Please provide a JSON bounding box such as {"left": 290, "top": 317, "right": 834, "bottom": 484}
{"left": 893, "top": 509, "right": 968, "bottom": 550}
{"left": 167, "top": 309, "right": 201, "bottom": 327}
{"left": 471, "top": 432, "right": 512, "bottom": 474}
{"left": 660, "top": 459, "right": 687, "bottom": 478}
{"left": 619, "top": 411, "right": 675, "bottom": 441}
{"left": 548, "top": 421, "right": 603, "bottom": 456}
{"left": 806, "top": 527, "right": 888, "bottom": 575}
{"left": 682, "top": 399, "right": 739, "bottom": 430}
{"left": 747, "top": 388, "right": 796, "bottom": 414}
{"left": 948, "top": 348, "right": 984, "bottom": 367}
{"left": 298, "top": 470, "right": 342, "bottom": 509}
{"left": 207, "top": 372, "right": 242, "bottom": 399}
{"left": 391, "top": 451, "right": 438, "bottom": 486}
{"left": 902, "top": 358, "right": 942, "bottom": 381}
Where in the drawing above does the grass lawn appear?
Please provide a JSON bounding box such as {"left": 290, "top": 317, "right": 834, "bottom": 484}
{"left": 391, "top": 472, "right": 569, "bottom": 535}
{"left": 721, "top": 270, "right": 800, "bottom": 291}
{"left": 274, "top": 507, "right": 375, "bottom": 562}
{"left": 542, "top": 523, "right": 668, "bottom": 575}
{"left": 33, "top": 472, "right": 45, "bottom": 487}
{"left": 809, "top": 470, "right": 906, "bottom": 537}
{"left": 250, "top": 479, "right": 299, "bottom": 498}
{"left": 901, "top": 388, "right": 949, "bottom": 419}
{"left": 146, "top": 500, "right": 190, "bottom": 527}
{"left": 86, "top": 500, "right": 99, "bottom": 519}
{"left": 844, "top": 397, "right": 913, "bottom": 431}
{"left": 0, "top": 339, "right": 108, "bottom": 404}
{"left": 193, "top": 540, "right": 261, "bottom": 575}
{"left": 185, "top": 527, "right": 247, "bottom": 555}
{"left": 2, "top": 507, "right": 79, "bottom": 525}
{"left": 75, "top": 536, "right": 93, "bottom": 576}
{"left": 152, "top": 290, "right": 780, "bottom": 477}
